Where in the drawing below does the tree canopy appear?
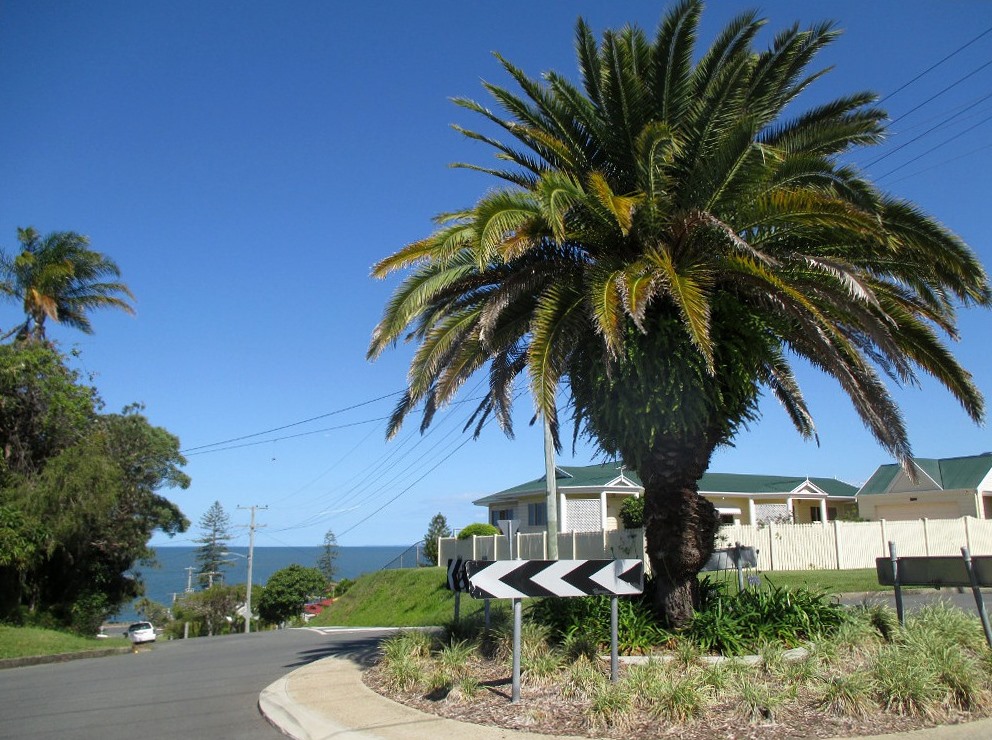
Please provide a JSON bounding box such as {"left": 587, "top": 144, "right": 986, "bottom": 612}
{"left": 0, "top": 343, "right": 189, "bottom": 632}
{"left": 369, "top": 1, "right": 990, "bottom": 625}
{"left": 423, "top": 512, "right": 452, "bottom": 566}
{"left": 194, "top": 501, "right": 233, "bottom": 588}
{"left": 0, "top": 227, "right": 134, "bottom": 342}
{"left": 257, "top": 564, "right": 326, "bottom": 624}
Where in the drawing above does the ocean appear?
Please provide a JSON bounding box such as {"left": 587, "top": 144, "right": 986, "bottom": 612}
{"left": 117, "top": 545, "right": 420, "bottom": 622}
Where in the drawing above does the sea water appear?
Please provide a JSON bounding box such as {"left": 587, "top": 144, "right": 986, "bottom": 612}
{"left": 114, "top": 545, "right": 418, "bottom": 622}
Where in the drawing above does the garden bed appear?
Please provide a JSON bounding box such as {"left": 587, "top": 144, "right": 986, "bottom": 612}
{"left": 364, "top": 601, "right": 992, "bottom": 739}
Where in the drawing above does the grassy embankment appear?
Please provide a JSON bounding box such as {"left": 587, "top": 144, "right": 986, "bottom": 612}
{"left": 0, "top": 625, "right": 128, "bottom": 660}
{"left": 310, "top": 566, "right": 888, "bottom": 628}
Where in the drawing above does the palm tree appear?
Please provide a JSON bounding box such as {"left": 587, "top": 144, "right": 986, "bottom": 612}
{"left": 368, "top": 1, "right": 990, "bottom": 626}
{"left": 0, "top": 227, "right": 135, "bottom": 342}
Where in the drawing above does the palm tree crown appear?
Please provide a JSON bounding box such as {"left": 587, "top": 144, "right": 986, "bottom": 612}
{"left": 369, "top": 0, "right": 990, "bottom": 624}
{"left": 1, "top": 227, "right": 135, "bottom": 342}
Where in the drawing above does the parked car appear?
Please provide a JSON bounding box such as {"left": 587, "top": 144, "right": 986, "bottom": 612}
{"left": 126, "top": 621, "right": 156, "bottom": 644}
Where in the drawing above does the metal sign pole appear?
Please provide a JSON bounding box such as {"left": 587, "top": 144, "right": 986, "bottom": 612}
{"left": 512, "top": 598, "right": 522, "bottom": 703}
{"left": 484, "top": 598, "right": 490, "bottom": 630}
{"left": 454, "top": 591, "right": 460, "bottom": 623}
{"left": 961, "top": 547, "right": 992, "bottom": 648}
{"left": 610, "top": 595, "right": 619, "bottom": 683}
{"left": 735, "top": 541, "right": 744, "bottom": 593}
{"left": 888, "top": 541, "right": 905, "bottom": 627}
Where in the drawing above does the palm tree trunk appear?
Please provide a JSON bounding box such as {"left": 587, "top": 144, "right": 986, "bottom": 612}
{"left": 638, "top": 442, "right": 720, "bottom": 628}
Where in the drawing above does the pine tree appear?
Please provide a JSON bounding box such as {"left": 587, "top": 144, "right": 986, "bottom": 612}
{"left": 194, "top": 501, "right": 231, "bottom": 588}
{"left": 316, "top": 529, "right": 338, "bottom": 583}
{"left": 423, "top": 513, "right": 452, "bottom": 566}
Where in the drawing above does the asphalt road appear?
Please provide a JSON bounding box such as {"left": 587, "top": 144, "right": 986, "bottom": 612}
{"left": 0, "top": 627, "right": 388, "bottom": 740}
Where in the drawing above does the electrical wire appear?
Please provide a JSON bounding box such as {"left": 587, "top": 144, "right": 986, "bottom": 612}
{"left": 180, "top": 389, "right": 404, "bottom": 453}
{"left": 879, "top": 25, "right": 992, "bottom": 104}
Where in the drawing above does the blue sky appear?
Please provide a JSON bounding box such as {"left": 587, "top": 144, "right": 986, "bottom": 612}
{"left": 1, "top": 1, "right": 990, "bottom": 548}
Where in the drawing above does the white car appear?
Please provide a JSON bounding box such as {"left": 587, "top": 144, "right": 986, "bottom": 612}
{"left": 126, "top": 621, "right": 156, "bottom": 644}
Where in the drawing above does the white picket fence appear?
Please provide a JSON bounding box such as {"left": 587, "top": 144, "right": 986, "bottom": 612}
{"left": 437, "top": 517, "right": 992, "bottom": 571}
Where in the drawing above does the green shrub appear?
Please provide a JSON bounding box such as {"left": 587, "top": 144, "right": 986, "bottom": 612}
{"left": 456, "top": 523, "right": 500, "bottom": 539}
{"left": 618, "top": 497, "right": 643, "bottom": 529}
{"left": 686, "top": 580, "right": 845, "bottom": 654}
{"left": 528, "top": 590, "right": 669, "bottom": 655}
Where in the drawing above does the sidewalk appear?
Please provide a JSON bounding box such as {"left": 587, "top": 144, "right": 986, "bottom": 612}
{"left": 259, "top": 652, "right": 992, "bottom": 740}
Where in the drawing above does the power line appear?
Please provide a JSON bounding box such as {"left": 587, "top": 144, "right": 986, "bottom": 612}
{"left": 889, "top": 58, "right": 992, "bottom": 126}
{"left": 883, "top": 141, "right": 992, "bottom": 186}
{"left": 180, "top": 389, "right": 404, "bottom": 453}
{"left": 182, "top": 415, "right": 392, "bottom": 456}
{"left": 877, "top": 112, "right": 992, "bottom": 180}
{"left": 866, "top": 91, "right": 992, "bottom": 168}
{"left": 336, "top": 435, "right": 477, "bottom": 538}
{"left": 879, "top": 25, "right": 992, "bottom": 104}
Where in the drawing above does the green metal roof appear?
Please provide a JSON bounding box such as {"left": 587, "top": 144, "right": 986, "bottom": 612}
{"left": 858, "top": 452, "right": 992, "bottom": 495}
{"left": 474, "top": 462, "right": 858, "bottom": 505}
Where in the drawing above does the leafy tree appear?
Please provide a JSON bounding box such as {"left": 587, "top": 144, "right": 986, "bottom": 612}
{"left": 257, "top": 564, "right": 326, "bottom": 624}
{"left": 135, "top": 596, "right": 172, "bottom": 627}
{"left": 9, "top": 406, "right": 189, "bottom": 628}
{"left": 0, "top": 342, "right": 98, "bottom": 480}
{"left": 316, "top": 528, "right": 339, "bottom": 582}
{"left": 171, "top": 583, "right": 245, "bottom": 637}
{"left": 369, "top": 2, "right": 990, "bottom": 626}
{"left": 194, "top": 501, "right": 232, "bottom": 589}
{"left": 422, "top": 513, "right": 452, "bottom": 566}
{"left": 0, "top": 227, "right": 134, "bottom": 342}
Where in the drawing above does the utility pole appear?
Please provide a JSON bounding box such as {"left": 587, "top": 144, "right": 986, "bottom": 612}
{"left": 238, "top": 504, "right": 267, "bottom": 634}
{"left": 544, "top": 414, "right": 559, "bottom": 560}
{"left": 184, "top": 566, "right": 195, "bottom": 593}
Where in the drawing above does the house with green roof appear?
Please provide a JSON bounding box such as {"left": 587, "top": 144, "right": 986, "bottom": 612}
{"left": 856, "top": 452, "right": 992, "bottom": 521}
{"left": 473, "top": 462, "right": 858, "bottom": 534}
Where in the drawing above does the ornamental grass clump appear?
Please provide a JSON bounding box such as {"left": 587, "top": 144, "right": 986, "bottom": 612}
{"left": 648, "top": 673, "right": 710, "bottom": 722}
{"left": 872, "top": 644, "right": 944, "bottom": 719}
{"left": 438, "top": 638, "right": 476, "bottom": 678}
{"left": 587, "top": 681, "right": 634, "bottom": 730}
{"left": 817, "top": 673, "right": 875, "bottom": 719}
{"left": 560, "top": 656, "right": 607, "bottom": 700}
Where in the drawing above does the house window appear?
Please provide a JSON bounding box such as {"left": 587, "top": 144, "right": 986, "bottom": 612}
{"left": 528, "top": 502, "right": 547, "bottom": 526}
{"left": 490, "top": 508, "right": 514, "bottom": 527}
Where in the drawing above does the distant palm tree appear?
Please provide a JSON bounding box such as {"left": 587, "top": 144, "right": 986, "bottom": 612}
{"left": 0, "top": 227, "right": 135, "bottom": 342}
{"left": 368, "top": 1, "right": 990, "bottom": 626}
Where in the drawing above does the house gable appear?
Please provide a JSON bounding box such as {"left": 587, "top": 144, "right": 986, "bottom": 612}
{"left": 858, "top": 453, "right": 992, "bottom": 496}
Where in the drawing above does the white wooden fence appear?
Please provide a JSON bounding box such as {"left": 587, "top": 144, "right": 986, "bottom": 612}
{"left": 437, "top": 517, "right": 992, "bottom": 571}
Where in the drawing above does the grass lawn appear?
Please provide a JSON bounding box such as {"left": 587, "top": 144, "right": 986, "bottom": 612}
{"left": 0, "top": 625, "right": 129, "bottom": 660}
{"left": 311, "top": 566, "right": 890, "bottom": 629}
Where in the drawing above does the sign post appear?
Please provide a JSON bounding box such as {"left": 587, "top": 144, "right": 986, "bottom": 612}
{"left": 464, "top": 558, "right": 645, "bottom": 694}
{"left": 497, "top": 519, "right": 521, "bottom": 702}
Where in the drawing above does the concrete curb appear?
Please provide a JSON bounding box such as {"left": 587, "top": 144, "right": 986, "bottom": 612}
{"left": 0, "top": 646, "right": 131, "bottom": 671}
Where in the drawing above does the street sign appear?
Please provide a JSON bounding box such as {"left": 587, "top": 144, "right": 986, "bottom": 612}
{"left": 446, "top": 558, "right": 470, "bottom": 592}
{"left": 465, "top": 559, "right": 643, "bottom": 600}
{"left": 876, "top": 555, "right": 992, "bottom": 588}
{"left": 703, "top": 545, "right": 757, "bottom": 572}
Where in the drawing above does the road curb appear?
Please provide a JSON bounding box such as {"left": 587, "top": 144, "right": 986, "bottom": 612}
{"left": 0, "top": 646, "right": 131, "bottom": 670}
{"left": 259, "top": 670, "right": 364, "bottom": 740}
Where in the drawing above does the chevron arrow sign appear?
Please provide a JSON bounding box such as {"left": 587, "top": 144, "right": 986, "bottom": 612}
{"left": 446, "top": 558, "right": 470, "bottom": 592}
{"left": 465, "top": 559, "right": 643, "bottom": 600}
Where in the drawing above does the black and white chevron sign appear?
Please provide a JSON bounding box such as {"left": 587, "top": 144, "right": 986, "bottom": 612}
{"left": 445, "top": 558, "right": 470, "bottom": 592}
{"left": 465, "top": 559, "right": 643, "bottom": 600}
